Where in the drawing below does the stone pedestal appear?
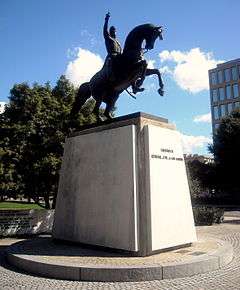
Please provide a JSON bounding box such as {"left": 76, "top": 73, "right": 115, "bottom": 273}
{"left": 53, "top": 112, "right": 197, "bottom": 256}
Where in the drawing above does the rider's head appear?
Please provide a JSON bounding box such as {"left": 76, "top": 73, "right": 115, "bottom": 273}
{"left": 109, "top": 26, "right": 116, "bottom": 38}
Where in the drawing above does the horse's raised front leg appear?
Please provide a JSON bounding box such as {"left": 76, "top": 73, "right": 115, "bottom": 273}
{"left": 145, "top": 68, "right": 164, "bottom": 96}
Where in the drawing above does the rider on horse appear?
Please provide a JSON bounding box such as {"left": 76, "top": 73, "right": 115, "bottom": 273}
{"left": 103, "top": 12, "right": 144, "bottom": 94}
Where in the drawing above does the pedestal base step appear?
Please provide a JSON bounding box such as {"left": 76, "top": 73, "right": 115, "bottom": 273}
{"left": 7, "top": 236, "right": 233, "bottom": 282}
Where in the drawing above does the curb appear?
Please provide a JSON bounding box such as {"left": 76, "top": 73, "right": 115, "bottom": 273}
{"left": 6, "top": 238, "right": 233, "bottom": 282}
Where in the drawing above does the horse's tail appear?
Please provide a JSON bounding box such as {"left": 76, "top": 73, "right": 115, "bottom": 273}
{"left": 70, "top": 82, "right": 91, "bottom": 116}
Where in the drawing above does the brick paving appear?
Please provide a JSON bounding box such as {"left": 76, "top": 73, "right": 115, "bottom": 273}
{"left": 0, "top": 212, "right": 240, "bottom": 289}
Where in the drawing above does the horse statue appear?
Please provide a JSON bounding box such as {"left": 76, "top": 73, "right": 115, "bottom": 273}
{"left": 70, "top": 23, "right": 164, "bottom": 121}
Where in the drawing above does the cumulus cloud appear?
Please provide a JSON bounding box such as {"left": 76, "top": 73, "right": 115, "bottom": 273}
{"left": 147, "top": 59, "right": 155, "bottom": 69}
{"left": 159, "top": 48, "right": 223, "bottom": 93}
{"left": 181, "top": 134, "right": 212, "bottom": 154}
{"left": 193, "top": 113, "right": 212, "bottom": 123}
{"left": 65, "top": 48, "right": 104, "bottom": 87}
{"left": 0, "top": 102, "right": 6, "bottom": 114}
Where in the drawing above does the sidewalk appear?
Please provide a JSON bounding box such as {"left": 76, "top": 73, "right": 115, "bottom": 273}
{"left": 0, "top": 212, "right": 240, "bottom": 289}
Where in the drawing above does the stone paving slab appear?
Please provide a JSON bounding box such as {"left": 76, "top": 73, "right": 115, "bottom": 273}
{"left": 6, "top": 236, "right": 233, "bottom": 282}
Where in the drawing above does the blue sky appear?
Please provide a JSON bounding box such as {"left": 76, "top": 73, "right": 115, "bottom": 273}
{"left": 1, "top": 0, "right": 240, "bottom": 154}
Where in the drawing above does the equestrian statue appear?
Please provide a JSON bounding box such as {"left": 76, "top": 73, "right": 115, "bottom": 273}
{"left": 70, "top": 12, "right": 164, "bottom": 121}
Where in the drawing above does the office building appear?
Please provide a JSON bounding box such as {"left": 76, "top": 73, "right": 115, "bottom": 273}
{"left": 209, "top": 58, "right": 240, "bottom": 134}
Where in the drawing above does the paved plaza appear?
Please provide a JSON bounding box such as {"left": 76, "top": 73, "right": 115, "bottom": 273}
{"left": 0, "top": 212, "right": 240, "bottom": 289}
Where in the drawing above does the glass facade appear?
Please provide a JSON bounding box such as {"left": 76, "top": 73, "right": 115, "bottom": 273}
{"left": 226, "top": 85, "right": 232, "bottom": 99}
{"left": 232, "top": 66, "right": 238, "bottom": 81}
{"left": 220, "top": 104, "right": 226, "bottom": 117}
{"left": 233, "top": 83, "right": 239, "bottom": 98}
{"left": 210, "top": 60, "right": 240, "bottom": 135}
{"left": 212, "top": 89, "right": 218, "bottom": 102}
{"left": 219, "top": 87, "right": 225, "bottom": 101}
{"left": 210, "top": 72, "right": 217, "bottom": 85}
{"left": 217, "top": 70, "right": 223, "bottom": 83}
{"left": 213, "top": 106, "right": 219, "bottom": 120}
{"left": 224, "top": 68, "right": 231, "bottom": 82}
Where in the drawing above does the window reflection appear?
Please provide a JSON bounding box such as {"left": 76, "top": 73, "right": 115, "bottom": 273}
{"left": 232, "top": 67, "right": 238, "bottom": 81}
{"left": 213, "top": 106, "right": 219, "bottom": 120}
{"left": 233, "top": 84, "right": 239, "bottom": 98}
{"left": 211, "top": 72, "right": 217, "bottom": 85}
{"left": 217, "top": 70, "right": 223, "bottom": 83}
{"left": 224, "top": 69, "right": 231, "bottom": 82}
{"left": 220, "top": 104, "right": 226, "bottom": 117}
{"left": 227, "top": 103, "right": 233, "bottom": 115}
{"left": 226, "top": 85, "right": 232, "bottom": 99}
{"left": 219, "top": 87, "right": 225, "bottom": 101}
{"left": 212, "top": 89, "right": 218, "bottom": 102}
{"left": 235, "top": 102, "right": 240, "bottom": 108}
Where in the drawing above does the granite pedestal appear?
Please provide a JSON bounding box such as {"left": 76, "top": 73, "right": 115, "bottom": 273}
{"left": 53, "top": 112, "right": 197, "bottom": 256}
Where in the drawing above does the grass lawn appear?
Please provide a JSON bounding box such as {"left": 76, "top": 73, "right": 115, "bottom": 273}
{"left": 0, "top": 201, "right": 44, "bottom": 210}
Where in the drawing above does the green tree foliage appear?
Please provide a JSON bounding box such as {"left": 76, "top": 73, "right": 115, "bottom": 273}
{"left": 186, "top": 159, "right": 217, "bottom": 200}
{"left": 0, "top": 76, "right": 101, "bottom": 208}
{"left": 209, "top": 109, "right": 240, "bottom": 199}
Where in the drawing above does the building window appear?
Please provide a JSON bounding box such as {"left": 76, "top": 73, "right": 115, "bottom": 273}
{"left": 227, "top": 103, "right": 233, "bottom": 115}
{"left": 210, "top": 72, "right": 217, "bottom": 85}
{"left": 214, "top": 123, "right": 220, "bottom": 130}
{"left": 213, "top": 106, "right": 219, "bottom": 120}
{"left": 217, "top": 70, "right": 223, "bottom": 83}
{"left": 233, "top": 84, "right": 239, "bottom": 98}
{"left": 226, "top": 85, "right": 232, "bottom": 99}
{"left": 212, "top": 89, "right": 218, "bottom": 102}
{"left": 235, "top": 102, "right": 240, "bottom": 109}
{"left": 232, "top": 67, "right": 238, "bottom": 81}
{"left": 224, "top": 68, "right": 231, "bottom": 82}
{"left": 219, "top": 87, "right": 225, "bottom": 101}
{"left": 220, "top": 104, "right": 226, "bottom": 117}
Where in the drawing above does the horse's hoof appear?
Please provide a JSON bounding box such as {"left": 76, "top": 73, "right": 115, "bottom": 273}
{"left": 97, "top": 116, "right": 105, "bottom": 123}
{"left": 158, "top": 88, "right": 164, "bottom": 96}
{"left": 104, "top": 113, "right": 113, "bottom": 119}
{"left": 132, "top": 87, "right": 145, "bottom": 94}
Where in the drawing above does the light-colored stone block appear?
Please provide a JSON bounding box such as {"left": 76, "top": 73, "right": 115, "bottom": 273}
{"left": 144, "top": 125, "right": 197, "bottom": 251}
{"left": 53, "top": 125, "right": 138, "bottom": 251}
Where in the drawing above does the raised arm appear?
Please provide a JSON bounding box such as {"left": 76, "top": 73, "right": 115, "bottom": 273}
{"left": 103, "top": 12, "right": 110, "bottom": 39}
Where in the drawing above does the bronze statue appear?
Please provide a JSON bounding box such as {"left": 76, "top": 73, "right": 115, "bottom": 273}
{"left": 71, "top": 13, "right": 164, "bottom": 121}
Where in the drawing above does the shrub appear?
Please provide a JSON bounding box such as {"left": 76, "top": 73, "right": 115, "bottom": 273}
{"left": 193, "top": 206, "right": 224, "bottom": 226}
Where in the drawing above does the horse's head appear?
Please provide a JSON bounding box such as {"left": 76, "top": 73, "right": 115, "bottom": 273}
{"left": 144, "top": 25, "right": 163, "bottom": 50}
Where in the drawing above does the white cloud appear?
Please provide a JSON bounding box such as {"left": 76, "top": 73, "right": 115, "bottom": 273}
{"left": 0, "top": 102, "right": 6, "bottom": 114}
{"left": 193, "top": 113, "right": 211, "bottom": 123}
{"left": 159, "top": 48, "right": 224, "bottom": 93}
{"left": 65, "top": 48, "right": 104, "bottom": 87}
{"left": 147, "top": 59, "right": 155, "bottom": 69}
{"left": 181, "top": 134, "right": 212, "bottom": 154}
{"left": 160, "top": 65, "right": 172, "bottom": 74}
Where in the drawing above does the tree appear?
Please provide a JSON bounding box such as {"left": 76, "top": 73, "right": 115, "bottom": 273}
{"left": 209, "top": 109, "right": 240, "bottom": 201}
{"left": 0, "top": 76, "right": 105, "bottom": 208}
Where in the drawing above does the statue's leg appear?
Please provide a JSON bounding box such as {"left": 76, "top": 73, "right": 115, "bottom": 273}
{"left": 70, "top": 82, "right": 91, "bottom": 117}
{"left": 145, "top": 68, "right": 164, "bottom": 96}
{"left": 132, "top": 60, "right": 148, "bottom": 94}
{"left": 92, "top": 98, "right": 103, "bottom": 122}
{"left": 104, "top": 94, "right": 119, "bottom": 119}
